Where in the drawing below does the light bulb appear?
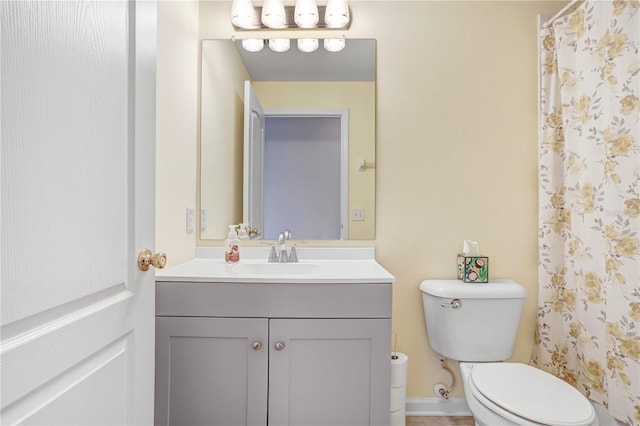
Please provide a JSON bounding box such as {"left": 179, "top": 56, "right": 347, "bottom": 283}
{"left": 269, "top": 38, "right": 290, "bottom": 52}
{"left": 323, "top": 38, "right": 346, "bottom": 52}
{"left": 324, "top": 0, "right": 350, "bottom": 28}
{"left": 298, "top": 38, "right": 319, "bottom": 53}
{"left": 294, "top": 0, "right": 319, "bottom": 28}
{"left": 231, "top": 0, "right": 256, "bottom": 29}
{"left": 261, "top": 0, "right": 286, "bottom": 28}
{"left": 242, "top": 39, "right": 264, "bottom": 52}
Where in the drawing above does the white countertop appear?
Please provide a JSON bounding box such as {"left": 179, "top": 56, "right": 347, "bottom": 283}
{"left": 156, "top": 247, "right": 395, "bottom": 284}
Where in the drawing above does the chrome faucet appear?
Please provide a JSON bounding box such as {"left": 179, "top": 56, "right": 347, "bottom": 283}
{"left": 268, "top": 229, "right": 297, "bottom": 263}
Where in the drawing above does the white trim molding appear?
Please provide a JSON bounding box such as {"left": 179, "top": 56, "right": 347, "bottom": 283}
{"left": 405, "top": 397, "right": 472, "bottom": 417}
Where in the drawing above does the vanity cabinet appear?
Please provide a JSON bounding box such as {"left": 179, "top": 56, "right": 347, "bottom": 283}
{"left": 154, "top": 280, "right": 392, "bottom": 426}
{"left": 154, "top": 317, "right": 268, "bottom": 426}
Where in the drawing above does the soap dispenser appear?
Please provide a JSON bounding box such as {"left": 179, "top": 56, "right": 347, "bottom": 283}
{"left": 225, "top": 225, "right": 240, "bottom": 263}
{"left": 237, "top": 223, "right": 249, "bottom": 240}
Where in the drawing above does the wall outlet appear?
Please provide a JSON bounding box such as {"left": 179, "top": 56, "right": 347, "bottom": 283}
{"left": 186, "top": 208, "right": 195, "bottom": 233}
{"left": 351, "top": 208, "right": 365, "bottom": 221}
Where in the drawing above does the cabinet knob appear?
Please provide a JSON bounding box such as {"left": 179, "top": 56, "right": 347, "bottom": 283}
{"left": 252, "top": 342, "right": 262, "bottom": 350}
{"left": 274, "top": 342, "right": 285, "bottom": 351}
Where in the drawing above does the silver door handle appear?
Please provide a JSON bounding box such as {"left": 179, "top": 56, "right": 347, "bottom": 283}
{"left": 274, "top": 342, "right": 285, "bottom": 351}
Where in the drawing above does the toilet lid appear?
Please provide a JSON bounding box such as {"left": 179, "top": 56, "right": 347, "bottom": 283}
{"left": 470, "top": 363, "right": 595, "bottom": 426}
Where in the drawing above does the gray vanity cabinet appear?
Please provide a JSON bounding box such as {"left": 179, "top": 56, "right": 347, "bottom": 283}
{"left": 268, "top": 318, "right": 390, "bottom": 426}
{"left": 155, "top": 281, "right": 392, "bottom": 426}
{"left": 154, "top": 317, "right": 269, "bottom": 426}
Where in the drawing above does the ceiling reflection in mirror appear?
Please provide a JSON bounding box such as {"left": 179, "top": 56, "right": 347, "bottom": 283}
{"left": 200, "top": 39, "right": 376, "bottom": 240}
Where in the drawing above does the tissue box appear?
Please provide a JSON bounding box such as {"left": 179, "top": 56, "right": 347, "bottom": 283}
{"left": 457, "top": 254, "right": 489, "bottom": 283}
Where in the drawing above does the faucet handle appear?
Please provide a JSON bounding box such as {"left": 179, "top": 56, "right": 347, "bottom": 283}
{"left": 288, "top": 241, "right": 306, "bottom": 263}
{"left": 288, "top": 245, "right": 298, "bottom": 263}
{"left": 269, "top": 245, "right": 279, "bottom": 263}
{"left": 261, "top": 242, "right": 279, "bottom": 263}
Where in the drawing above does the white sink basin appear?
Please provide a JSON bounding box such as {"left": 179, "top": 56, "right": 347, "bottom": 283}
{"left": 233, "top": 262, "right": 319, "bottom": 276}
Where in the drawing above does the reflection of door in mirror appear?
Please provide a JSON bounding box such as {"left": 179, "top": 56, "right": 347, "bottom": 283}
{"left": 243, "top": 81, "right": 265, "bottom": 238}
{"left": 262, "top": 114, "right": 348, "bottom": 240}
{"left": 244, "top": 81, "right": 348, "bottom": 240}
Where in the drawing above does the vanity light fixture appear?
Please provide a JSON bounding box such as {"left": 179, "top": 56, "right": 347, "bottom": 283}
{"left": 231, "top": 0, "right": 350, "bottom": 30}
{"left": 297, "top": 38, "right": 319, "bottom": 52}
{"left": 242, "top": 38, "right": 265, "bottom": 52}
{"left": 323, "top": 38, "right": 345, "bottom": 52}
{"left": 261, "top": 0, "right": 286, "bottom": 28}
{"left": 231, "top": 0, "right": 257, "bottom": 29}
{"left": 269, "top": 38, "right": 290, "bottom": 52}
{"left": 294, "top": 0, "right": 319, "bottom": 28}
{"left": 325, "top": 0, "right": 350, "bottom": 28}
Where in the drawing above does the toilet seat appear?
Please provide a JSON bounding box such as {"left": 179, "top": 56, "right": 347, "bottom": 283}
{"left": 469, "top": 363, "right": 595, "bottom": 426}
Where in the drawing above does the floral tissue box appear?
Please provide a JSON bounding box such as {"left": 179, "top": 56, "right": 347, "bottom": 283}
{"left": 457, "top": 254, "right": 489, "bottom": 283}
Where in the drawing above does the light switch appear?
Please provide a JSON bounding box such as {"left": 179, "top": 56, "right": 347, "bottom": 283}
{"left": 186, "top": 208, "right": 195, "bottom": 233}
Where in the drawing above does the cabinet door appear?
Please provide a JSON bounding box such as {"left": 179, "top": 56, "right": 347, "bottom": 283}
{"left": 268, "top": 319, "right": 391, "bottom": 426}
{"left": 155, "top": 317, "right": 268, "bottom": 426}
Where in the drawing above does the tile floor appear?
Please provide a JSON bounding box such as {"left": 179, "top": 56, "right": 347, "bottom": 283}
{"left": 406, "top": 416, "right": 475, "bottom": 426}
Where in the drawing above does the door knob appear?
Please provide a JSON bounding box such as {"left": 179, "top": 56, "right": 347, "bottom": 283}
{"left": 252, "top": 342, "right": 262, "bottom": 350}
{"left": 138, "top": 249, "right": 167, "bottom": 271}
{"left": 274, "top": 342, "right": 285, "bottom": 351}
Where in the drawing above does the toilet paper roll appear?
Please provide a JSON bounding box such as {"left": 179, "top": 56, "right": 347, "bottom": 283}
{"left": 390, "top": 385, "right": 407, "bottom": 412}
{"left": 390, "top": 408, "right": 406, "bottom": 426}
{"left": 390, "top": 352, "right": 408, "bottom": 388}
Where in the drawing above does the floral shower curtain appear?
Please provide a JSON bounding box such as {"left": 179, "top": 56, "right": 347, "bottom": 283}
{"left": 533, "top": 1, "right": 639, "bottom": 424}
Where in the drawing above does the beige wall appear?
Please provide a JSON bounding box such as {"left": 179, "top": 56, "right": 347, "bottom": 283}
{"left": 359, "top": 1, "right": 564, "bottom": 399}
{"left": 156, "top": 0, "right": 200, "bottom": 266}
{"left": 254, "top": 81, "right": 376, "bottom": 239}
{"left": 161, "top": 0, "right": 568, "bottom": 399}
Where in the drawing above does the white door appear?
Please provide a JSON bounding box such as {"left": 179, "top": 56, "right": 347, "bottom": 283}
{"left": 243, "top": 81, "right": 265, "bottom": 238}
{"left": 1, "top": 1, "right": 157, "bottom": 425}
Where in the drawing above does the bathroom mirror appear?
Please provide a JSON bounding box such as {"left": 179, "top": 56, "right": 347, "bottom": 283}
{"left": 200, "top": 39, "right": 376, "bottom": 240}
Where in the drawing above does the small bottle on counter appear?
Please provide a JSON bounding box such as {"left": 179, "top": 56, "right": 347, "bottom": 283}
{"left": 237, "top": 223, "right": 249, "bottom": 240}
{"left": 225, "top": 225, "right": 240, "bottom": 263}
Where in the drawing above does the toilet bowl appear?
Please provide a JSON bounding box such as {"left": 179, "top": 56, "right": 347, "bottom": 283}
{"left": 419, "top": 279, "right": 611, "bottom": 426}
{"left": 459, "top": 362, "right": 597, "bottom": 426}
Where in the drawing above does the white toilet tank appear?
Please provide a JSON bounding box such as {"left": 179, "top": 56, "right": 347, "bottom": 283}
{"left": 419, "top": 279, "right": 527, "bottom": 362}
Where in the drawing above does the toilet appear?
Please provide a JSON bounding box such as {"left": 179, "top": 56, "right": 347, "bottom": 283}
{"left": 419, "top": 279, "right": 602, "bottom": 426}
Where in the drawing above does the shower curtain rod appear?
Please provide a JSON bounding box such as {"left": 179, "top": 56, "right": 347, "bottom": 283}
{"left": 542, "top": 0, "right": 586, "bottom": 28}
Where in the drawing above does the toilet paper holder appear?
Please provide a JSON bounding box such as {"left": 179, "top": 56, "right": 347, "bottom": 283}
{"left": 391, "top": 331, "right": 399, "bottom": 359}
{"left": 435, "top": 356, "right": 456, "bottom": 400}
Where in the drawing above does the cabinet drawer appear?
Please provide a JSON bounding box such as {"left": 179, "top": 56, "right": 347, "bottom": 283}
{"left": 156, "top": 281, "right": 392, "bottom": 318}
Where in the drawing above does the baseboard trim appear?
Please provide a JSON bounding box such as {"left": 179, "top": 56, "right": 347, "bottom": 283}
{"left": 405, "top": 397, "right": 472, "bottom": 417}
